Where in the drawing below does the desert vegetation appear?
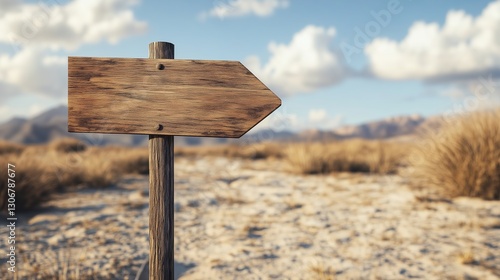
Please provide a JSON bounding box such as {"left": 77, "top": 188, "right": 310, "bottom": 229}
{"left": 410, "top": 108, "right": 500, "bottom": 200}
{"left": 175, "top": 141, "right": 284, "bottom": 160}
{"left": 0, "top": 138, "right": 149, "bottom": 212}
{"left": 284, "top": 139, "right": 410, "bottom": 175}
{"left": 0, "top": 140, "right": 25, "bottom": 155}
{"left": 2, "top": 108, "right": 500, "bottom": 213}
{"left": 1, "top": 137, "right": 412, "bottom": 212}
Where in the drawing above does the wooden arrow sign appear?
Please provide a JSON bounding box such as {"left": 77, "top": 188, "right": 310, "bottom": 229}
{"left": 68, "top": 57, "right": 281, "bottom": 138}
{"left": 69, "top": 42, "right": 281, "bottom": 279}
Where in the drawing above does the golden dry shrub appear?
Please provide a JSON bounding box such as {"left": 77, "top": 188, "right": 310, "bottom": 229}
{"left": 410, "top": 109, "right": 500, "bottom": 199}
{"left": 107, "top": 147, "right": 149, "bottom": 175}
{"left": 0, "top": 142, "right": 152, "bottom": 212}
{"left": 284, "top": 143, "right": 334, "bottom": 174}
{"left": 245, "top": 142, "right": 284, "bottom": 159}
{"left": 0, "top": 149, "right": 118, "bottom": 211}
{"left": 81, "top": 156, "right": 119, "bottom": 188}
{"left": 175, "top": 141, "right": 284, "bottom": 160}
{"left": 0, "top": 140, "right": 25, "bottom": 155}
{"left": 285, "top": 139, "right": 408, "bottom": 175}
{"left": 0, "top": 153, "right": 60, "bottom": 211}
{"left": 48, "top": 137, "right": 87, "bottom": 153}
{"left": 223, "top": 142, "right": 284, "bottom": 159}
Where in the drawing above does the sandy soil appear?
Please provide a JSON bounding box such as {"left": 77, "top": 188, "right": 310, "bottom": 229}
{"left": 1, "top": 157, "right": 499, "bottom": 279}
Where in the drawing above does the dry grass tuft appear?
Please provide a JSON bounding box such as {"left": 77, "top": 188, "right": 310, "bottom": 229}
{"left": 0, "top": 140, "right": 25, "bottom": 155}
{"left": 309, "top": 260, "right": 336, "bottom": 280}
{"left": 0, "top": 154, "right": 60, "bottom": 211}
{"left": 457, "top": 250, "right": 476, "bottom": 265}
{"left": 410, "top": 109, "right": 500, "bottom": 200}
{"left": 49, "top": 138, "right": 87, "bottom": 153}
{"left": 226, "top": 142, "right": 284, "bottom": 159}
{"left": 175, "top": 141, "right": 284, "bottom": 160}
{"left": 102, "top": 147, "right": 149, "bottom": 175}
{"left": 0, "top": 247, "right": 101, "bottom": 279}
{"left": 285, "top": 140, "right": 409, "bottom": 175}
{"left": 0, "top": 143, "right": 149, "bottom": 212}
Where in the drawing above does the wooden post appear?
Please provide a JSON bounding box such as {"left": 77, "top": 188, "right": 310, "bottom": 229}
{"left": 148, "top": 42, "right": 175, "bottom": 280}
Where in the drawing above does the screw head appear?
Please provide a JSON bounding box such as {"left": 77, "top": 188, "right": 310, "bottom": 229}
{"left": 156, "top": 63, "right": 164, "bottom": 70}
{"left": 155, "top": 124, "right": 163, "bottom": 131}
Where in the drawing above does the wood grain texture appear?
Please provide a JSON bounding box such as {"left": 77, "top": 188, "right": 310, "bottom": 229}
{"left": 68, "top": 56, "right": 281, "bottom": 138}
{"left": 148, "top": 42, "right": 174, "bottom": 280}
{"left": 149, "top": 135, "right": 174, "bottom": 280}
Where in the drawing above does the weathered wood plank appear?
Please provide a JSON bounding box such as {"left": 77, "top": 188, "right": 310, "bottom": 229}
{"left": 68, "top": 57, "right": 281, "bottom": 138}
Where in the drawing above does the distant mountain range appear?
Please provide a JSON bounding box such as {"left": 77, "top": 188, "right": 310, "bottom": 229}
{"left": 0, "top": 105, "right": 440, "bottom": 146}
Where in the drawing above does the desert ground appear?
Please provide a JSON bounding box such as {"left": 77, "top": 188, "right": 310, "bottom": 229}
{"left": 1, "top": 109, "right": 500, "bottom": 279}
{"left": 1, "top": 155, "right": 499, "bottom": 279}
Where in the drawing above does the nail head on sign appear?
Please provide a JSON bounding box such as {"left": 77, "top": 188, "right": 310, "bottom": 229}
{"left": 155, "top": 124, "right": 163, "bottom": 131}
{"left": 156, "top": 63, "right": 164, "bottom": 70}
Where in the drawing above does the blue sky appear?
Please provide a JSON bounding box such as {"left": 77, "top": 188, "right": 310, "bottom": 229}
{"left": 1, "top": 0, "right": 499, "bottom": 132}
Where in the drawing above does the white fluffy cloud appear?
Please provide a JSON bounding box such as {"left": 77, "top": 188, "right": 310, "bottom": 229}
{"left": 0, "top": 48, "right": 66, "bottom": 98}
{"left": 0, "top": 0, "right": 146, "bottom": 51}
{"left": 441, "top": 86, "right": 469, "bottom": 100}
{"left": 307, "top": 108, "right": 342, "bottom": 130}
{"left": 253, "top": 107, "right": 343, "bottom": 132}
{"left": 0, "top": 105, "right": 14, "bottom": 122}
{"left": 0, "top": 102, "right": 52, "bottom": 122}
{"left": 245, "top": 25, "right": 348, "bottom": 96}
{"left": 251, "top": 106, "right": 296, "bottom": 132}
{"left": 0, "top": 0, "right": 146, "bottom": 99}
{"left": 365, "top": 0, "right": 500, "bottom": 81}
{"left": 308, "top": 109, "right": 327, "bottom": 123}
{"left": 200, "top": 0, "right": 288, "bottom": 19}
